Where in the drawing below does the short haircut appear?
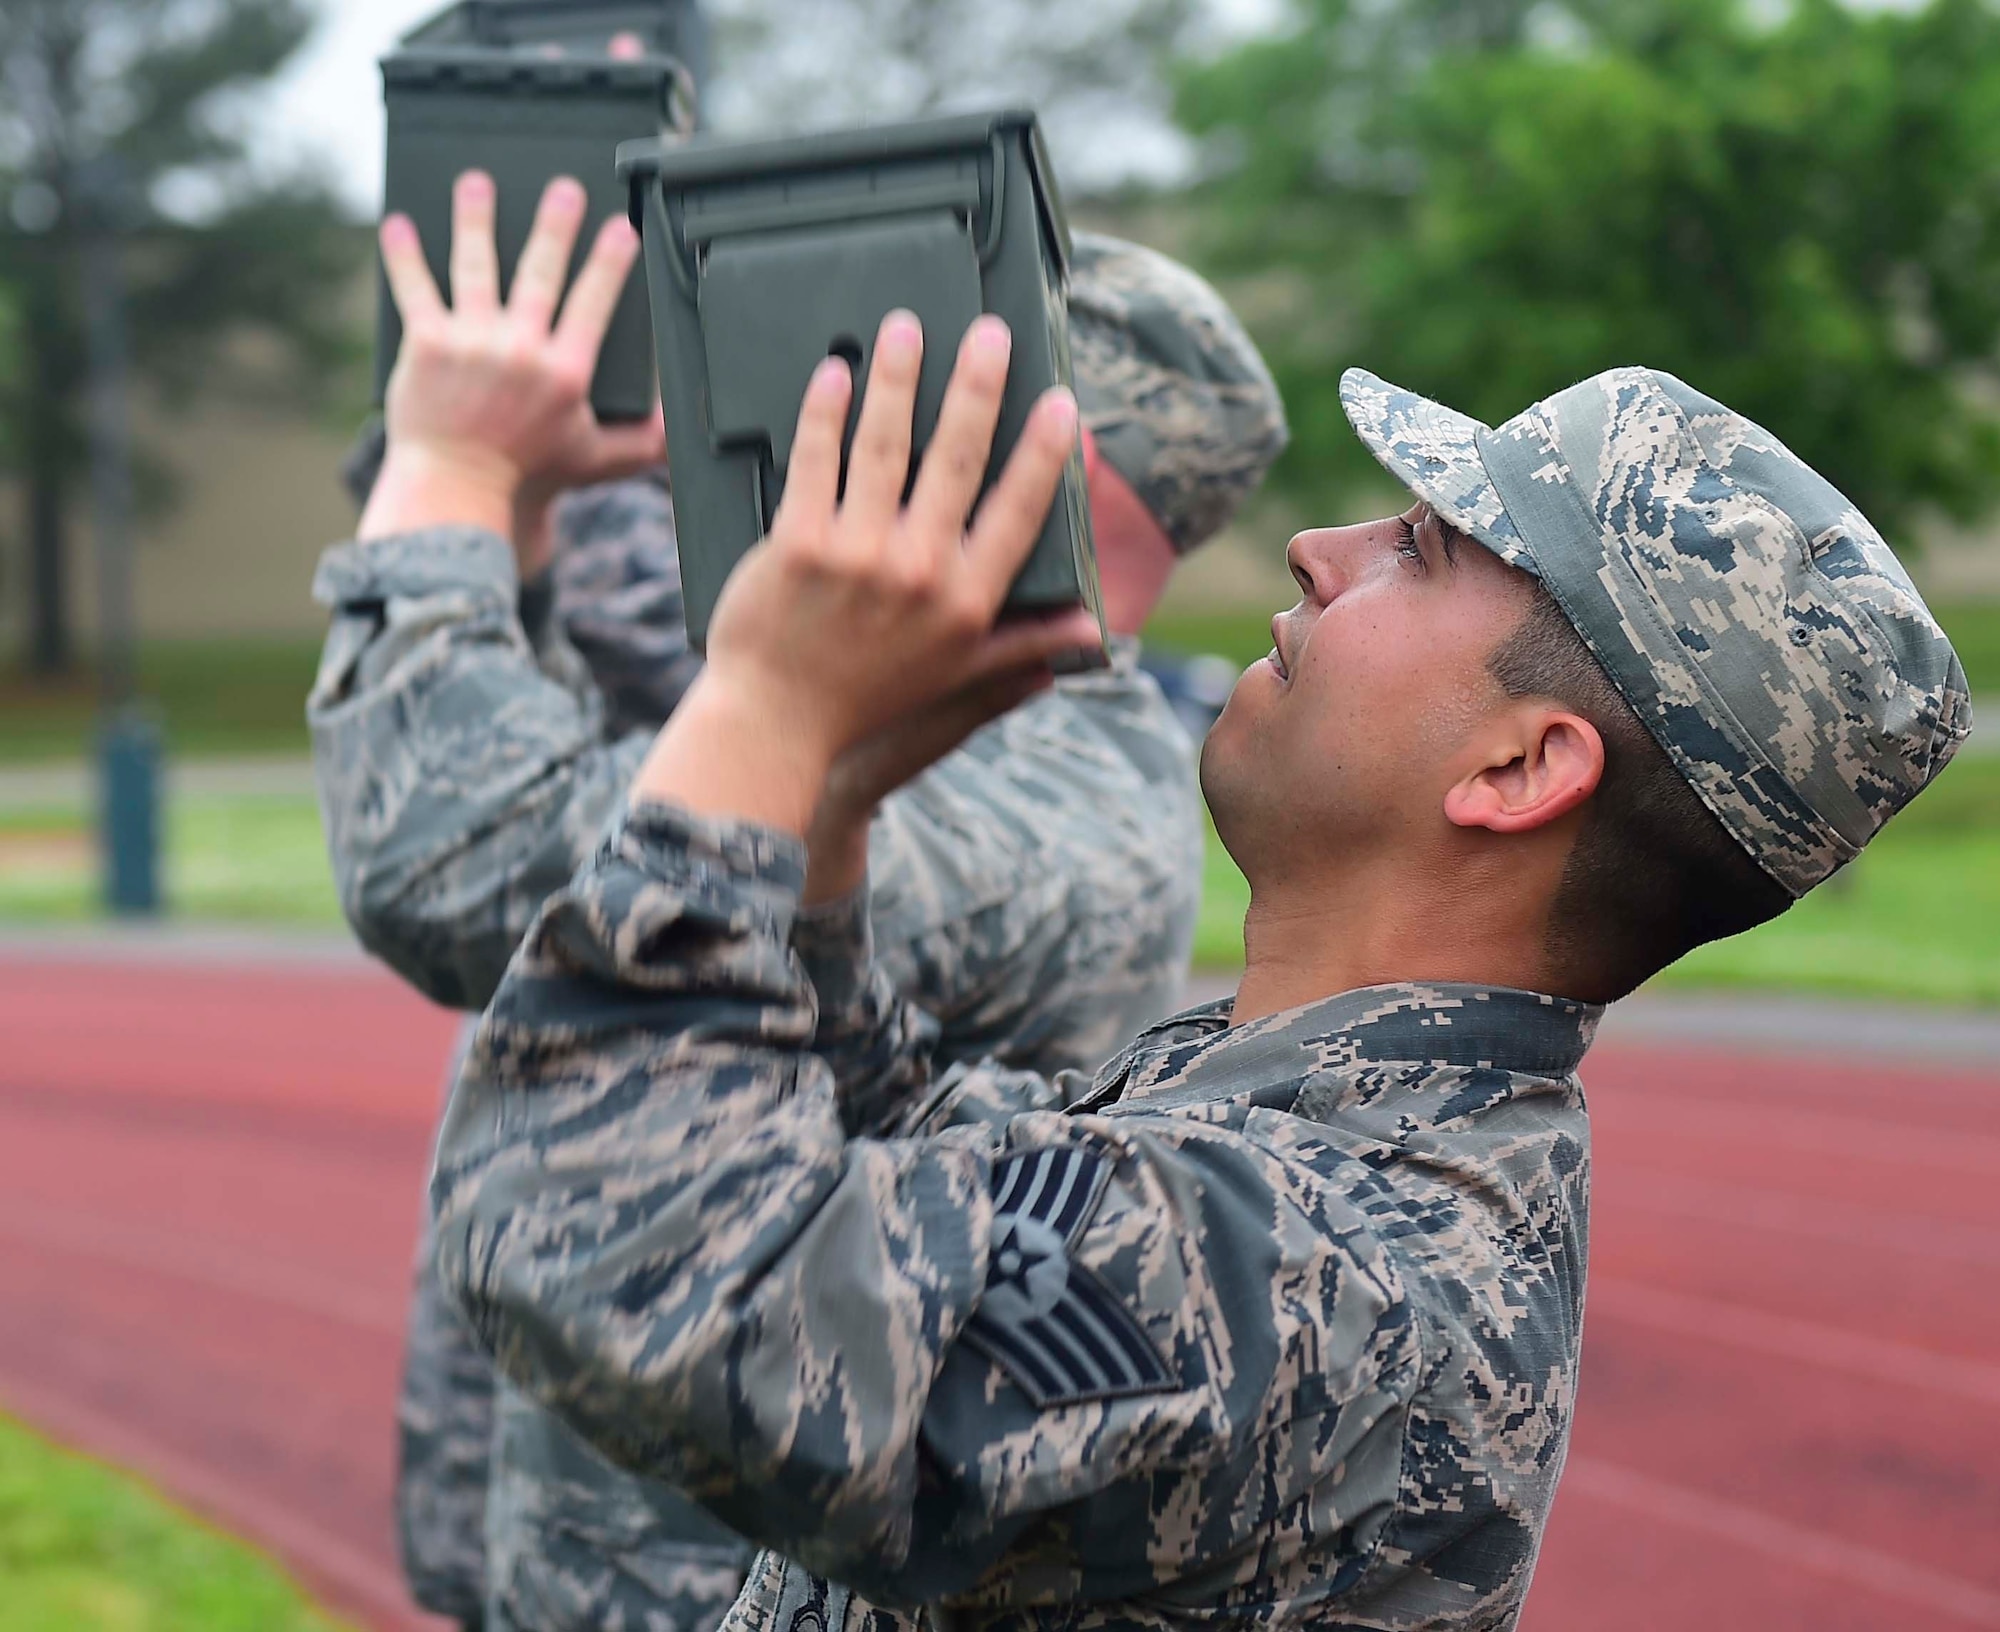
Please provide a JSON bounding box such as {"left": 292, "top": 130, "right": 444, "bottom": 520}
{"left": 1487, "top": 585, "right": 1793, "bottom": 1000}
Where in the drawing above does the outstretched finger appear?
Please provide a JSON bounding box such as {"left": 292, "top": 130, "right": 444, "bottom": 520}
{"left": 843, "top": 310, "right": 923, "bottom": 531}
{"left": 772, "top": 359, "right": 853, "bottom": 533}
{"left": 907, "top": 316, "right": 1010, "bottom": 541}
{"left": 552, "top": 214, "right": 641, "bottom": 363}
{"left": 510, "top": 177, "right": 588, "bottom": 331}
{"left": 449, "top": 170, "right": 501, "bottom": 313}
{"left": 965, "top": 388, "right": 1079, "bottom": 606}
{"left": 379, "top": 214, "right": 444, "bottom": 328}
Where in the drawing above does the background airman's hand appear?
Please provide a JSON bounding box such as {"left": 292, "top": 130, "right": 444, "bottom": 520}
{"left": 360, "top": 170, "right": 666, "bottom": 578}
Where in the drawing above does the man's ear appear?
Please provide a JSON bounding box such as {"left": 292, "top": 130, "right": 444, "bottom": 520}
{"left": 1443, "top": 705, "right": 1604, "bottom": 835}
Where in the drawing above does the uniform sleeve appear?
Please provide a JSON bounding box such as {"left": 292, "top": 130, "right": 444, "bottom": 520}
{"left": 549, "top": 476, "right": 705, "bottom": 739}
{"left": 790, "top": 889, "right": 1093, "bottom": 1139}
{"left": 307, "top": 525, "right": 649, "bottom": 1011}
{"left": 434, "top": 804, "right": 1419, "bottom": 1609}
{"left": 788, "top": 889, "right": 939, "bottom": 1139}
{"left": 864, "top": 649, "right": 1204, "bottom": 1077}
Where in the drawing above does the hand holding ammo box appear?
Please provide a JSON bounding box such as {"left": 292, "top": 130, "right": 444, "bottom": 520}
{"left": 375, "top": 0, "right": 705, "bottom": 422}
{"left": 619, "top": 110, "right": 1104, "bottom": 652}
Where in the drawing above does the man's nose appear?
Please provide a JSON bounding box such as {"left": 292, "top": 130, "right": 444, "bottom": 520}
{"left": 1285, "top": 519, "right": 1379, "bottom": 605}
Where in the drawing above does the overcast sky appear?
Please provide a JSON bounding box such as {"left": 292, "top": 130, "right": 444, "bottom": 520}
{"left": 244, "top": 0, "right": 1289, "bottom": 215}
{"left": 248, "top": 0, "right": 456, "bottom": 212}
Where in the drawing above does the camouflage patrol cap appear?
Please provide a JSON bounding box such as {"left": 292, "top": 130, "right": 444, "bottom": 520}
{"left": 1340, "top": 365, "right": 1973, "bottom": 897}
{"left": 1068, "top": 233, "right": 1288, "bottom": 553}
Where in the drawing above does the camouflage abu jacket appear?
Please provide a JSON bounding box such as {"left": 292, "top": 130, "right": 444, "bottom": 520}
{"left": 308, "top": 518, "right": 1202, "bottom": 1073}
{"left": 311, "top": 499, "right": 1205, "bottom": 1629}
{"left": 434, "top": 803, "right": 1599, "bottom": 1631}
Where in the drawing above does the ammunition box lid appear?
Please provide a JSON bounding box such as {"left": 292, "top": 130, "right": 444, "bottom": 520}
{"left": 618, "top": 109, "right": 1071, "bottom": 274}
{"left": 400, "top": 0, "right": 708, "bottom": 78}
{"left": 382, "top": 48, "right": 678, "bottom": 98}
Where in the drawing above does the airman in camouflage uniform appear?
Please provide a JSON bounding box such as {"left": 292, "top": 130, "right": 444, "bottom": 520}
{"left": 428, "top": 362, "right": 1968, "bottom": 1630}
{"left": 313, "top": 232, "right": 1287, "bottom": 1629}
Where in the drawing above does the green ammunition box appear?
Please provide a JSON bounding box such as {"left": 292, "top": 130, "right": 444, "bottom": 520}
{"left": 617, "top": 110, "right": 1104, "bottom": 653}
{"left": 401, "top": 0, "right": 710, "bottom": 84}
{"left": 375, "top": 48, "right": 682, "bottom": 421}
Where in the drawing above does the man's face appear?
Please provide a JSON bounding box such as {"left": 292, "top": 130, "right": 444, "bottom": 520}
{"left": 1201, "top": 499, "right": 1541, "bottom": 887}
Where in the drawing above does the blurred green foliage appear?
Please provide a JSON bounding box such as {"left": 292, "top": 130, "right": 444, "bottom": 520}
{"left": 0, "top": 792, "right": 339, "bottom": 925}
{"left": 0, "top": 640, "right": 322, "bottom": 763}
{"left": 0, "top": 1412, "right": 350, "bottom": 1631}
{"left": 1179, "top": 0, "right": 2000, "bottom": 546}
{"left": 0, "top": 0, "right": 366, "bottom": 675}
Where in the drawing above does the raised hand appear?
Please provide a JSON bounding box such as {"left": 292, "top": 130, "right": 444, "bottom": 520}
{"left": 361, "top": 170, "right": 667, "bottom": 577}
{"left": 634, "top": 307, "right": 1101, "bottom": 847}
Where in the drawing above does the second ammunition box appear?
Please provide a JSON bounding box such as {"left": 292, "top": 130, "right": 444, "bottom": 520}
{"left": 376, "top": 49, "right": 682, "bottom": 421}
{"left": 400, "top": 0, "right": 710, "bottom": 83}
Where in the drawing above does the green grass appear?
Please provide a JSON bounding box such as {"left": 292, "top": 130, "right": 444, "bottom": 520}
{"left": 0, "top": 1413, "right": 349, "bottom": 1632}
{"left": 0, "top": 795, "right": 339, "bottom": 926}
{"left": 0, "top": 603, "right": 1988, "bottom": 767}
{"left": 1943, "top": 598, "right": 2000, "bottom": 695}
{"left": 1192, "top": 753, "right": 2000, "bottom": 1006}
{"left": 0, "top": 641, "right": 321, "bottom": 764}
{"left": 3, "top": 764, "right": 1995, "bottom": 1005}
{"left": 2, "top": 676, "right": 1995, "bottom": 1004}
{"left": 1146, "top": 599, "right": 2000, "bottom": 695}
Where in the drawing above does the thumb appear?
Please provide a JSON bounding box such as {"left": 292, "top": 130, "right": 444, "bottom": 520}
{"left": 588, "top": 408, "right": 669, "bottom": 481}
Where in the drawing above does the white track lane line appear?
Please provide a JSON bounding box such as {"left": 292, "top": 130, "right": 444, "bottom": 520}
{"left": 0, "top": 1201, "right": 405, "bottom": 1336}
{"left": 1587, "top": 1276, "right": 2000, "bottom": 1407}
{"left": 1561, "top": 1455, "right": 2000, "bottom": 1627}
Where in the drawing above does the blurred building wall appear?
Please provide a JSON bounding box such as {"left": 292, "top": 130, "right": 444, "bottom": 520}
{"left": 2, "top": 395, "right": 357, "bottom": 647}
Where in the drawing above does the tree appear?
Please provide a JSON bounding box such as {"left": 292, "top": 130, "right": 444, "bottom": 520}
{"left": 702, "top": 0, "right": 1214, "bottom": 194}
{"left": 0, "top": 0, "right": 363, "bottom": 675}
{"left": 1179, "top": 0, "right": 2000, "bottom": 546}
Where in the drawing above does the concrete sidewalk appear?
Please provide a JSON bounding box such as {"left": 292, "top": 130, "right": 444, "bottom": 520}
{"left": 0, "top": 757, "right": 317, "bottom": 808}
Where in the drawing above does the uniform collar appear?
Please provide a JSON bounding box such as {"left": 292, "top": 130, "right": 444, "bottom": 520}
{"left": 1086, "top": 982, "right": 1601, "bottom": 1114}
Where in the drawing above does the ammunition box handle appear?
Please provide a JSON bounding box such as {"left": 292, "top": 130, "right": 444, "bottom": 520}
{"left": 653, "top": 132, "right": 1012, "bottom": 301}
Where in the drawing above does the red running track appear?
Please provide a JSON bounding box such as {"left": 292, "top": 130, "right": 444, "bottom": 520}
{"left": 1, "top": 950, "right": 1997, "bottom": 1630}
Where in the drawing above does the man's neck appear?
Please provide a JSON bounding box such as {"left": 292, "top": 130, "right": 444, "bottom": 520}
{"left": 1229, "top": 863, "right": 1559, "bottom": 1025}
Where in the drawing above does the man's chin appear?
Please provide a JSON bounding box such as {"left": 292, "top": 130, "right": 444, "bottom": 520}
{"left": 1197, "top": 717, "right": 1247, "bottom": 826}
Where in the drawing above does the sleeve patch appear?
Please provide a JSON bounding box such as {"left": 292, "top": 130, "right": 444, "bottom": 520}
{"left": 962, "top": 1146, "right": 1175, "bottom": 1407}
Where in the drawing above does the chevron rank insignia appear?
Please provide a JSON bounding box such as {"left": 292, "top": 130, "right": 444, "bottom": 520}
{"left": 962, "top": 1146, "right": 1175, "bottom": 1407}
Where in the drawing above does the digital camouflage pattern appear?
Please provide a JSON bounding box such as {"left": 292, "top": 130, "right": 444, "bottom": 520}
{"left": 360, "top": 471, "right": 708, "bottom": 1627}
{"left": 547, "top": 473, "right": 705, "bottom": 739}
{"left": 485, "top": 1398, "right": 750, "bottom": 1632}
{"left": 432, "top": 803, "right": 1601, "bottom": 1632}
{"left": 323, "top": 231, "right": 1283, "bottom": 1629}
{"left": 1068, "top": 232, "right": 1287, "bottom": 554}
{"left": 308, "top": 519, "right": 1202, "bottom": 1062}
{"left": 395, "top": 1128, "right": 502, "bottom": 1627}
{"left": 310, "top": 511, "right": 1202, "bottom": 1630}
{"left": 1341, "top": 366, "right": 1973, "bottom": 897}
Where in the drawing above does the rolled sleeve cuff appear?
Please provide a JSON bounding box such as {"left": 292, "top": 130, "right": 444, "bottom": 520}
{"left": 606, "top": 800, "right": 811, "bottom": 955}
{"left": 312, "top": 526, "right": 519, "bottom": 613}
